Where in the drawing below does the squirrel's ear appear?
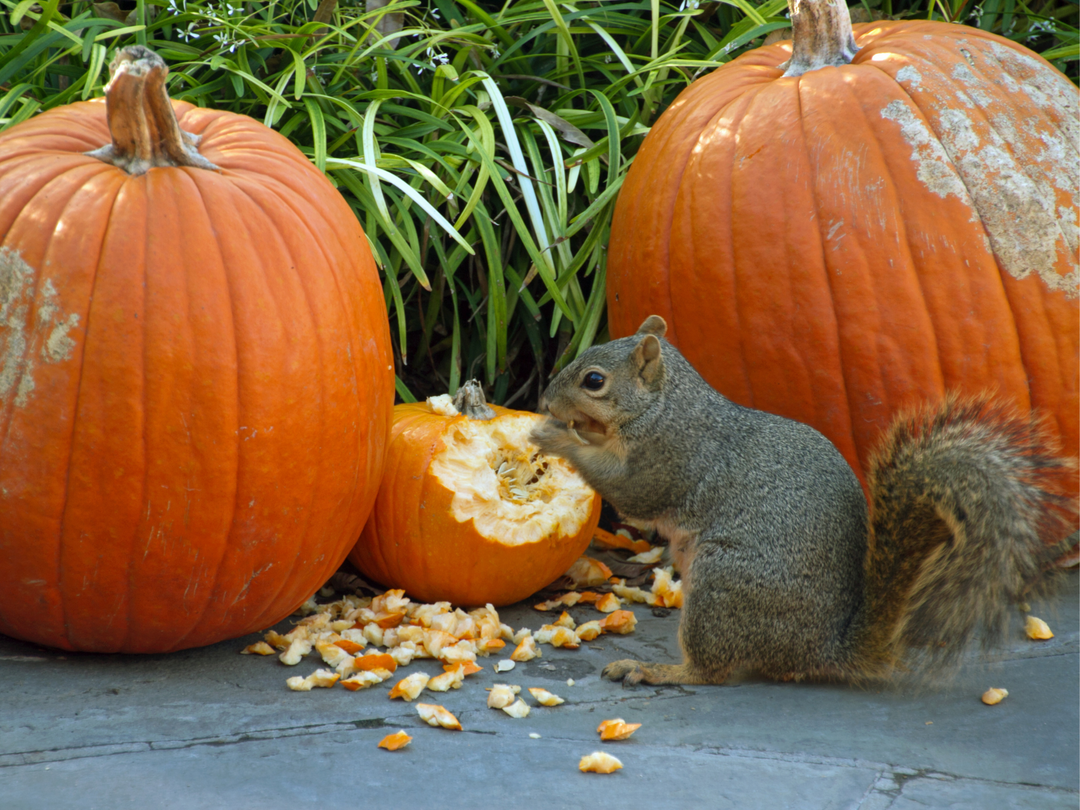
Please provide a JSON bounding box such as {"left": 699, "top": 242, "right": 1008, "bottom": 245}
{"left": 632, "top": 334, "right": 664, "bottom": 385}
{"left": 635, "top": 315, "right": 667, "bottom": 338}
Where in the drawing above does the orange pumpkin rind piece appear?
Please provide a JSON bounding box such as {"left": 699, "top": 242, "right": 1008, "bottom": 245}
{"left": 443, "top": 661, "right": 483, "bottom": 676}
{"left": 651, "top": 567, "right": 683, "bottom": 609}
{"left": 1025, "top": 616, "right": 1053, "bottom": 640}
{"left": 627, "top": 547, "right": 664, "bottom": 565}
{"left": 502, "top": 698, "right": 531, "bottom": 718}
{"left": 598, "top": 610, "right": 637, "bottom": 635}
{"left": 611, "top": 581, "right": 657, "bottom": 606}
{"left": 389, "top": 672, "right": 430, "bottom": 701}
{"left": 286, "top": 669, "right": 340, "bottom": 692}
{"left": 427, "top": 665, "right": 466, "bottom": 692}
{"left": 981, "top": 687, "right": 1009, "bottom": 705}
{"left": 595, "top": 593, "right": 622, "bottom": 613}
{"left": 241, "top": 641, "right": 275, "bottom": 655}
{"left": 356, "top": 652, "right": 399, "bottom": 673}
{"left": 377, "top": 730, "right": 413, "bottom": 751}
{"left": 416, "top": 703, "right": 462, "bottom": 730}
{"left": 597, "top": 718, "right": 641, "bottom": 741}
{"left": 535, "top": 625, "right": 581, "bottom": 649}
{"left": 579, "top": 752, "right": 623, "bottom": 774}
{"left": 334, "top": 639, "right": 365, "bottom": 655}
{"left": 575, "top": 621, "right": 602, "bottom": 641}
{"left": 487, "top": 684, "right": 521, "bottom": 709}
{"left": 528, "top": 687, "right": 564, "bottom": 707}
{"left": 342, "top": 672, "right": 384, "bottom": 691}
{"left": 511, "top": 635, "right": 541, "bottom": 662}
{"left": 565, "top": 557, "right": 614, "bottom": 588}
{"left": 591, "top": 527, "right": 653, "bottom": 555}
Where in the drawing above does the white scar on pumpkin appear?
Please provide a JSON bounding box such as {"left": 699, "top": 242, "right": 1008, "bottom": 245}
{"left": 1, "top": 248, "right": 82, "bottom": 408}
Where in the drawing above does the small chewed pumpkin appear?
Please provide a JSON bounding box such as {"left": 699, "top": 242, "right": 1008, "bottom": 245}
{"left": 350, "top": 382, "right": 601, "bottom": 606}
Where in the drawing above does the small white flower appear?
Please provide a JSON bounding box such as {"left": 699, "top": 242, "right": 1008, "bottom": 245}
{"left": 178, "top": 21, "right": 199, "bottom": 41}
{"left": 227, "top": 3, "right": 241, "bottom": 15}
{"left": 166, "top": 0, "right": 186, "bottom": 13}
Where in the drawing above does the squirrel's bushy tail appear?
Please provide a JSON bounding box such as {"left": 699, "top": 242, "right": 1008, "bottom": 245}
{"left": 853, "top": 394, "right": 1076, "bottom": 677}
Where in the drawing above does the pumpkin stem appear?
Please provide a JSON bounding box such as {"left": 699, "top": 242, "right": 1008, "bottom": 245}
{"left": 85, "top": 45, "right": 219, "bottom": 176}
{"left": 781, "top": 0, "right": 859, "bottom": 77}
{"left": 453, "top": 380, "right": 496, "bottom": 421}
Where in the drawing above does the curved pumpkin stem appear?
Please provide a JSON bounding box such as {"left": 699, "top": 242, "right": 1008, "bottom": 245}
{"left": 781, "top": 0, "right": 859, "bottom": 77}
{"left": 453, "top": 379, "right": 497, "bottom": 421}
{"left": 86, "top": 45, "right": 219, "bottom": 176}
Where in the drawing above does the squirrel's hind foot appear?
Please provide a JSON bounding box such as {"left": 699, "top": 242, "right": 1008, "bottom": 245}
{"left": 603, "top": 659, "right": 723, "bottom": 686}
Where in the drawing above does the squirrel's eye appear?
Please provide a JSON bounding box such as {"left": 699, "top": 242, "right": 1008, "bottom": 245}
{"left": 581, "top": 371, "right": 605, "bottom": 391}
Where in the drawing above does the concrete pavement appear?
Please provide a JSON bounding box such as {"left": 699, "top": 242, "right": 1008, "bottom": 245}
{"left": 1, "top": 572, "right": 1076, "bottom": 809}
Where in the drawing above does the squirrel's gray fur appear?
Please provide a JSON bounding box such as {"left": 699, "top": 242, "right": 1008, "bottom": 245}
{"left": 531, "top": 316, "right": 1074, "bottom": 685}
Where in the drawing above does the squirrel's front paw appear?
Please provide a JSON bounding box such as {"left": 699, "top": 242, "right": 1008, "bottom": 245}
{"left": 530, "top": 417, "right": 569, "bottom": 453}
{"left": 603, "top": 659, "right": 647, "bottom": 686}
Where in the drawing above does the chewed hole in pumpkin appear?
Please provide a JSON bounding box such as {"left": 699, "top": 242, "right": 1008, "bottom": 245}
{"left": 430, "top": 414, "right": 595, "bottom": 546}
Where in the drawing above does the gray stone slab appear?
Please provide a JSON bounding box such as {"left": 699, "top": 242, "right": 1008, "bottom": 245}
{"left": 0, "top": 571, "right": 1076, "bottom": 809}
{"left": 1, "top": 730, "right": 882, "bottom": 810}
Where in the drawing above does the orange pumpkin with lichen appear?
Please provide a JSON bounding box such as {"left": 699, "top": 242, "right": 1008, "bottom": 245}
{"left": 607, "top": 0, "right": 1078, "bottom": 507}
{"left": 0, "top": 46, "right": 394, "bottom": 652}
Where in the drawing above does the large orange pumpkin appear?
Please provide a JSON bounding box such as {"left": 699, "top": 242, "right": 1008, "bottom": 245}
{"left": 607, "top": 0, "right": 1078, "bottom": 497}
{"left": 0, "top": 47, "right": 394, "bottom": 652}
{"left": 350, "top": 383, "right": 601, "bottom": 606}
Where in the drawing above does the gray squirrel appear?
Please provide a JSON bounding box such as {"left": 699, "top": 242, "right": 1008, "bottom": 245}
{"left": 531, "top": 315, "right": 1073, "bottom": 685}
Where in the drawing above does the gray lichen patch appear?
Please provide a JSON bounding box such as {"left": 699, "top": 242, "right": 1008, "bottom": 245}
{"left": 881, "top": 40, "right": 1079, "bottom": 299}
{"left": 0, "top": 247, "right": 81, "bottom": 409}
{"left": 880, "top": 101, "right": 973, "bottom": 204}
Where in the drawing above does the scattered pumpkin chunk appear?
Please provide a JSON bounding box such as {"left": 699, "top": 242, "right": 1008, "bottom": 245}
{"left": 981, "top": 688, "right": 1009, "bottom": 705}
{"left": 596, "top": 593, "right": 621, "bottom": 613}
{"left": 1025, "top": 616, "right": 1053, "bottom": 640}
{"left": 579, "top": 751, "right": 623, "bottom": 773}
{"left": 511, "top": 634, "right": 541, "bottom": 662}
{"left": 591, "top": 527, "right": 653, "bottom": 555}
{"left": 597, "top": 718, "right": 641, "bottom": 740}
{"left": 565, "top": 556, "right": 614, "bottom": 588}
{"left": 389, "top": 672, "right": 430, "bottom": 701}
{"left": 502, "top": 698, "right": 530, "bottom": 718}
{"left": 598, "top": 610, "right": 638, "bottom": 635}
{"left": 285, "top": 669, "right": 340, "bottom": 691}
{"left": 377, "top": 730, "right": 412, "bottom": 750}
{"left": 487, "top": 684, "right": 521, "bottom": 709}
{"left": 416, "top": 703, "right": 462, "bottom": 730}
{"left": 241, "top": 641, "right": 275, "bottom": 655}
{"left": 528, "top": 687, "right": 564, "bottom": 706}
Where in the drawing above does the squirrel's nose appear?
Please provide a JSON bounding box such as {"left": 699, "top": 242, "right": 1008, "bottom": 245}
{"left": 536, "top": 393, "right": 550, "bottom": 415}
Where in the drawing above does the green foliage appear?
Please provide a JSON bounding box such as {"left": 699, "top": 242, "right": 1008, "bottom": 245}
{"left": 2, "top": 0, "right": 1076, "bottom": 406}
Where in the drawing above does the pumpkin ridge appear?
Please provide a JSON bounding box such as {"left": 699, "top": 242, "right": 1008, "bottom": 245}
{"left": 145, "top": 169, "right": 237, "bottom": 652}
{"left": 202, "top": 175, "right": 312, "bottom": 638}
{"left": 879, "top": 56, "right": 1034, "bottom": 416}
{"left": 52, "top": 171, "right": 127, "bottom": 650}
{"left": 242, "top": 170, "right": 368, "bottom": 622}
{"left": 217, "top": 173, "right": 325, "bottom": 636}
{"left": 28, "top": 167, "right": 129, "bottom": 650}
{"left": 850, "top": 64, "right": 950, "bottom": 410}
{"left": 670, "top": 82, "right": 764, "bottom": 397}
{"left": 727, "top": 83, "right": 780, "bottom": 409}
{"left": 791, "top": 72, "right": 864, "bottom": 463}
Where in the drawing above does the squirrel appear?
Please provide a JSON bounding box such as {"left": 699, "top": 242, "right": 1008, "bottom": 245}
{"left": 531, "top": 315, "right": 1075, "bottom": 686}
